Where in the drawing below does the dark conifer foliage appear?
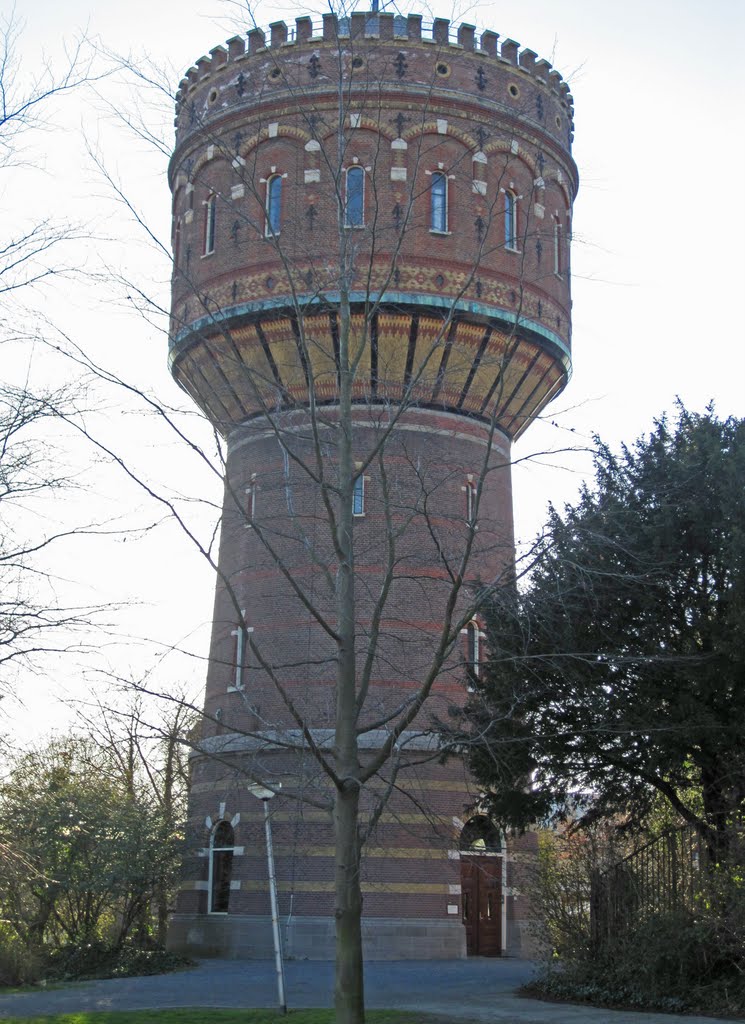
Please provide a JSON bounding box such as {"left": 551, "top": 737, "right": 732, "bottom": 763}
{"left": 452, "top": 405, "right": 745, "bottom": 864}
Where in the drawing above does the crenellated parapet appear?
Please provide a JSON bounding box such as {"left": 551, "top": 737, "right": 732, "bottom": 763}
{"left": 173, "top": 13, "right": 574, "bottom": 155}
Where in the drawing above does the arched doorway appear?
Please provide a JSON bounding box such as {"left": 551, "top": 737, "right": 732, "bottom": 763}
{"left": 460, "top": 816, "right": 503, "bottom": 956}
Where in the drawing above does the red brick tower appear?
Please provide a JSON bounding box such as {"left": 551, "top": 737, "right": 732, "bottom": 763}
{"left": 166, "top": 11, "right": 577, "bottom": 959}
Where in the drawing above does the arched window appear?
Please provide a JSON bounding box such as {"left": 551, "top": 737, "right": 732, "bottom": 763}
{"left": 466, "top": 620, "right": 480, "bottom": 677}
{"left": 353, "top": 474, "right": 365, "bottom": 516}
{"left": 459, "top": 815, "right": 502, "bottom": 853}
{"left": 430, "top": 171, "right": 448, "bottom": 233}
{"left": 204, "top": 194, "right": 217, "bottom": 255}
{"left": 245, "top": 473, "right": 257, "bottom": 527}
{"left": 265, "top": 175, "right": 282, "bottom": 236}
{"left": 345, "top": 166, "right": 364, "bottom": 227}
{"left": 504, "top": 190, "right": 518, "bottom": 251}
{"left": 553, "top": 217, "right": 563, "bottom": 276}
{"left": 464, "top": 475, "right": 477, "bottom": 525}
{"left": 209, "top": 821, "right": 235, "bottom": 913}
{"left": 230, "top": 621, "right": 250, "bottom": 691}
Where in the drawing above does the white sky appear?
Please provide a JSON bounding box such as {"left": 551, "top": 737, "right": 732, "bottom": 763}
{"left": 4, "top": 0, "right": 745, "bottom": 740}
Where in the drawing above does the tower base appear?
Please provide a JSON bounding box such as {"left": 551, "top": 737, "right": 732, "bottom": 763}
{"left": 167, "top": 913, "right": 467, "bottom": 960}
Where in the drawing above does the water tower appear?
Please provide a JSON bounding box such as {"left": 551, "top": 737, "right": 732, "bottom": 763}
{"left": 166, "top": 10, "right": 577, "bottom": 959}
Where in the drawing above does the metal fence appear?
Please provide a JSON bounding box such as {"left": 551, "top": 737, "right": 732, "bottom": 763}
{"left": 590, "top": 828, "right": 702, "bottom": 949}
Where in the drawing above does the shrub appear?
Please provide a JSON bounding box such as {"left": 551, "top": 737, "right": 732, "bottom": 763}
{"left": 45, "top": 942, "right": 193, "bottom": 982}
{"left": 525, "top": 828, "right": 745, "bottom": 1015}
{"left": 0, "top": 925, "right": 43, "bottom": 987}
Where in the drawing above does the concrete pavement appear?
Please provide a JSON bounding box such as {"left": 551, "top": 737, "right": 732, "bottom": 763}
{"left": 0, "top": 957, "right": 740, "bottom": 1022}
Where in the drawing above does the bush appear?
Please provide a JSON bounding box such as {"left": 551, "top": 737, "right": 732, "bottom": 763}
{"left": 527, "top": 903, "right": 745, "bottom": 1015}
{"left": 0, "top": 925, "right": 43, "bottom": 987}
{"left": 525, "top": 829, "right": 745, "bottom": 1016}
{"left": 45, "top": 942, "right": 193, "bottom": 982}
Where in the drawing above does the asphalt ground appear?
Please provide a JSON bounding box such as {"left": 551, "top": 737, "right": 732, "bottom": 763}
{"left": 0, "top": 958, "right": 740, "bottom": 1023}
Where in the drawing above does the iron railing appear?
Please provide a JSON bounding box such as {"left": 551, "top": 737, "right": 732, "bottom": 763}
{"left": 590, "top": 828, "right": 702, "bottom": 949}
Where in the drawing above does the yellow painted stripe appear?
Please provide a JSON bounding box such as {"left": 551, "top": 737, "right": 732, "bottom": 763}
{"left": 189, "top": 778, "right": 473, "bottom": 797}
{"left": 236, "top": 845, "right": 453, "bottom": 860}
{"left": 190, "top": 810, "right": 459, "bottom": 827}
{"left": 240, "top": 880, "right": 457, "bottom": 895}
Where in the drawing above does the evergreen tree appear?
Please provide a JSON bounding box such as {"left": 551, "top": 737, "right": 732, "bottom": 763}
{"left": 453, "top": 406, "right": 745, "bottom": 864}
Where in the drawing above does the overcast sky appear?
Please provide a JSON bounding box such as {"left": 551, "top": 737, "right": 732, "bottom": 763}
{"left": 5, "top": 0, "right": 745, "bottom": 740}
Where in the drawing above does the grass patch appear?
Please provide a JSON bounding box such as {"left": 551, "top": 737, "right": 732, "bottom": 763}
{"left": 0, "top": 1011, "right": 462, "bottom": 1024}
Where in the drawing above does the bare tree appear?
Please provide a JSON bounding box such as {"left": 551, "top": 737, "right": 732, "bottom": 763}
{"left": 0, "top": 379, "right": 100, "bottom": 686}
{"left": 0, "top": 10, "right": 98, "bottom": 298}
{"left": 70, "top": 690, "right": 197, "bottom": 943}
{"left": 0, "top": 15, "right": 114, "bottom": 698}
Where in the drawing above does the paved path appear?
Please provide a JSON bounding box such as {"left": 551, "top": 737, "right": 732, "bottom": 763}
{"left": 0, "top": 958, "right": 740, "bottom": 1023}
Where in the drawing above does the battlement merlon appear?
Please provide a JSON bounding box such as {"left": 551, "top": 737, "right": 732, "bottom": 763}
{"left": 173, "top": 11, "right": 575, "bottom": 137}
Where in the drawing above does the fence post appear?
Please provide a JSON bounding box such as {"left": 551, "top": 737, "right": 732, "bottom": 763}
{"left": 590, "top": 867, "right": 603, "bottom": 954}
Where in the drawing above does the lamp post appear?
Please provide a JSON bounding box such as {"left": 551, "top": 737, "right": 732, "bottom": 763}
{"left": 247, "top": 784, "right": 286, "bottom": 1014}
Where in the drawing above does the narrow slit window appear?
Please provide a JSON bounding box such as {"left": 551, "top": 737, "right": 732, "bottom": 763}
{"left": 209, "top": 821, "right": 235, "bottom": 913}
{"left": 465, "top": 477, "right": 477, "bottom": 525}
{"left": 204, "top": 194, "right": 217, "bottom": 255}
{"left": 504, "top": 190, "right": 518, "bottom": 251}
{"left": 230, "top": 623, "right": 248, "bottom": 690}
{"left": 245, "top": 474, "right": 257, "bottom": 527}
{"left": 266, "top": 175, "right": 282, "bottom": 236}
{"left": 553, "top": 218, "right": 563, "bottom": 276}
{"left": 345, "top": 166, "right": 364, "bottom": 227}
{"left": 352, "top": 474, "right": 365, "bottom": 516}
{"left": 430, "top": 171, "right": 448, "bottom": 233}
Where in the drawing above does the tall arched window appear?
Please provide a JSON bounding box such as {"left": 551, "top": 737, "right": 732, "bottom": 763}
{"left": 430, "top": 171, "right": 448, "bottom": 233}
{"left": 466, "top": 620, "right": 481, "bottom": 677}
{"left": 345, "top": 166, "right": 364, "bottom": 227}
{"left": 504, "top": 190, "right": 518, "bottom": 251}
{"left": 464, "top": 475, "right": 477, "bottom": 525}
{"left": 265, "top": 175, "right": 282, "bottom": 236}
{"left": 204, "top": 194, "right": 217, "bottom": 255}
{"left": 209, "top": 821, "right": 235, "bottom": 913}
{"left": 353, "top": 474, "right": 365, "bottom": 516}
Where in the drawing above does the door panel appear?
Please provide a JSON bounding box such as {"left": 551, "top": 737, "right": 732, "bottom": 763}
{"left": 461, "top": 855, "right": 502, "bottom": 956}
{"left": 461, "top": 858, "right": 478, "bottom": 954}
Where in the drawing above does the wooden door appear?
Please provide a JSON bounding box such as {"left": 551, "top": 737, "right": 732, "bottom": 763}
{"left": 461, "top": 856, "right": 502, "bottom": 956}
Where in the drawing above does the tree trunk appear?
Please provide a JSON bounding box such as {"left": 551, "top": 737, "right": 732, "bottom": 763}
{"left": 332, "top": 267, "right": 366, "bottom": 1022}
{"left": 334, "top": 783, "right": 365, "bottom": 1024}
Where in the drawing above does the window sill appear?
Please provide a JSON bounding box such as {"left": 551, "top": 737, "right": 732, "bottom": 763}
{"left": 505, "top": 245, "right": 520, "bottom": 254}
{"left": 429, "top": 229, "right": 451, "bottom": 236}
{"left": 201, "top": 251, "right": 215, "bottom": 259}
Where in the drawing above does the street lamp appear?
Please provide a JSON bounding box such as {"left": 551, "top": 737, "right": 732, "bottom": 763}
{"left": 247, "top": 783, "right": 286, "bottom": 1014}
